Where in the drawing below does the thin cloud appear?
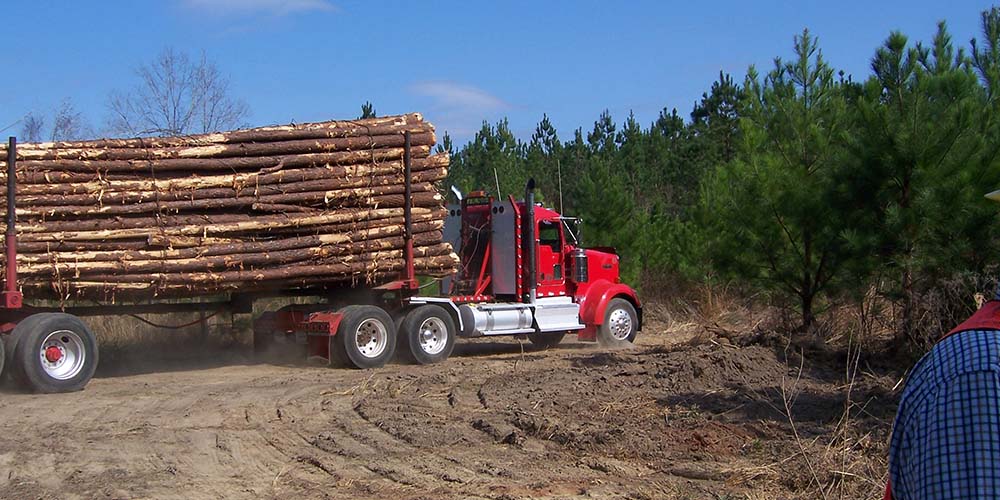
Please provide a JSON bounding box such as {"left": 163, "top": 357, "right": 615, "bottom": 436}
{"left": 410, "top": 81, "right": 510, "bottom": 140}
{"left": 410, "top": 81, "right": 508, "bottom": 113}
{"left": 180, "top": 0, "right": 336, "bottom": 16}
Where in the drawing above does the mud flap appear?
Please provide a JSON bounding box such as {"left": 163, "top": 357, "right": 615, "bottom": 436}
{"left": 578, "top": 325, "right": 597, "bottom": 342}
{"left": 307, "top": 335, "right": 331, "bottom": 365}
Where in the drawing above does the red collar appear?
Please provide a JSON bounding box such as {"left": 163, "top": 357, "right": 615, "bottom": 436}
{"left": 940, "top": 300, "right": 1000, "bottom": 342}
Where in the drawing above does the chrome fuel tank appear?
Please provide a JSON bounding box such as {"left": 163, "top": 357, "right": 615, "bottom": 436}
{"left": 458, "top": 303, "right": 534, "bottom": 336}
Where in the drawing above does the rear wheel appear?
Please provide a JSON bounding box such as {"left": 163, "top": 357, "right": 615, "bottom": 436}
{"left": 4, "top": 314, "right": 43, "bottom": 382}
{"left": 399, "top": 305, "right": 456, "bottom": 365}
{"left": 528, "top": 331, "right": 565, "bottom": 349}
{"left": 597, "top": 298, "right": 638, "bottom": 347}
{"left": 12, "top": 313, "right": 99, "bottom": 393}
{"left": 332, "top": 305, "right": 396, "bottom": 369}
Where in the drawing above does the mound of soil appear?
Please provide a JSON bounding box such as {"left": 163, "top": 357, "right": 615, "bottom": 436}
{"left": 357, "top": 344, "right": 780, "bottom": 461}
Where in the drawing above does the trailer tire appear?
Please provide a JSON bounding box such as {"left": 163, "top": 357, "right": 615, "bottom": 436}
{"left": 528, "top": 332, "right": 566, "bottom": 349}
{"left": 398, "top": 305, "right": 456, "bottom": 365}
{"left": 13, "top": 313, "right": 98, "bottom": 393}
{"left": 332, "top": 305, "right": 396, "bottom": 369}
{"left": 5, "top": 314, "right": 49, "bottom": 385}
{"left": 597, "top": 298, "right": 638, "bottom": 348}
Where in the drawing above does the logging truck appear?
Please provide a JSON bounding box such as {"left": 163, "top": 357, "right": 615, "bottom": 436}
{"left": 0, "top": 133, "right": 640, "bottom": 393}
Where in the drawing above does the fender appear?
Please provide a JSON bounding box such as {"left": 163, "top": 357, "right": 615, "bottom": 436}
{"left": 576, "top": 279, "right": 642, "bottom": 329}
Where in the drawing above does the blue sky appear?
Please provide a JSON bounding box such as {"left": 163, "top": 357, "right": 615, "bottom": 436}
{"left": 1, "top": 0, "right": 996, "bottom": 145}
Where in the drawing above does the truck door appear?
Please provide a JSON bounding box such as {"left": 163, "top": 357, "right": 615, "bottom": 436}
{"left": 536, "top": 219, "right": 565, "bottom": 296}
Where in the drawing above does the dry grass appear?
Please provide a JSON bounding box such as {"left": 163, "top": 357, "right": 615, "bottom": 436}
{"left": 641, "top": 277, "right": 780, "bottom": 347}
{"left": 639, "top": 277, "right": 897, "bottom": 500}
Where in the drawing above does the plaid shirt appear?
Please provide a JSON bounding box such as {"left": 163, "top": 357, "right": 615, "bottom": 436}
{"left": 888, "top": 318, "right": 1000, "bottom": 498}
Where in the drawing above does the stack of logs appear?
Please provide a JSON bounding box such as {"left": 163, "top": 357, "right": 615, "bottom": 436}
{"left": 0, "top": 113, "right": 459, "bottom": 302}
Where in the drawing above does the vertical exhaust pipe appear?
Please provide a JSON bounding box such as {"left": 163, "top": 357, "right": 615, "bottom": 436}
{"left": 523, "top": 178, "right": 536, "bottom": 304}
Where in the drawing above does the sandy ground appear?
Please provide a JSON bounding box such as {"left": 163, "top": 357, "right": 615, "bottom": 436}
{"left": 0, "top": 327, "right": 898, "bottom": 499}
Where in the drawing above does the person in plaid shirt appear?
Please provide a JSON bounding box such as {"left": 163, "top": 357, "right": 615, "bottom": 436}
{"left": 886, "top": 191, "right": 1000, "bottom": 499}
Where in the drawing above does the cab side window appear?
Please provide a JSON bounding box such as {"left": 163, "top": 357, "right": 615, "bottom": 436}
{"left": 539, "top": 220, "right": 561, "bottom": 250}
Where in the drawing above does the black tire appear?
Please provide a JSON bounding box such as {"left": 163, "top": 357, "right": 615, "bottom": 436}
{"left": 6, "top": 315, "right": 51, "bottom": 386}
{"left": 597, "top": 298, "right": 638, "bottom": 347}
{"left": 4, "top": 314, "right": 45, "bottom": 384}
{"left": 528, "top": 332, "right": 566, "bottom": 349}
{"left": 398, "top": 305, "right": 456, "bottom": 365}
{"left": 331, "top": 305, "right": 396, "bottom": 369}
{"left": 13, "top": 313, "right": 99, "bottom": 393}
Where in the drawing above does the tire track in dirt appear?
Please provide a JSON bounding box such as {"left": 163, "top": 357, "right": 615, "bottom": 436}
{"left": 0, "top": 335, "right": 894, "bottom": 499}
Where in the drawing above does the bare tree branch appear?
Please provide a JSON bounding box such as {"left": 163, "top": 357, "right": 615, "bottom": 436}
{"left": 106, "top": 48, "right": 250, "bottom": 137}
{"left": 19, "top": 99, "right": 90, "bottom": 142}
{"left": 20, "top": 113, "right": 45, "bottom": 142}
{"left": 51, "top": 99, "right": 86, "bottom": 141}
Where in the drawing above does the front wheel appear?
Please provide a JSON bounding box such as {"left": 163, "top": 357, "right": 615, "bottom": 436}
{"left": 12, "top": 313, "right": 99, "bottom": 393}
{"left": 332, "top": 306, "right": 396, "bottom": 369}
{"left": 597, "top": 298, "right": 638, "bottom": 347}
{"left": 398, "top": 305, "right": 456, "bottom": 365}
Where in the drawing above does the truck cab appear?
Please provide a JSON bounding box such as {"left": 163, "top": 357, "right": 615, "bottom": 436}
{"left": 429, "top": 179, "right": 641, "bottom": 347}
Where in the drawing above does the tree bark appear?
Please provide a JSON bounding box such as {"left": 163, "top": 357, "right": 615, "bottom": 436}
{"left": 48, "top": 243, "right": 455, "bottom": 284}
{"left": 1, "top": 113, "right": 426, "bottom": 150}
{"left": 32, "top": 257, "right": 458, "bottom": 301}
{"left": 7, "top": 153, "right": 448, "bottom": 194}
{"left": 17, "top": 206, "right": 439, "bottom": 241}
{"left": 17, "top": 190, "right": 443, "bottom": 218}
{"left": 12, "top": 132, "right": 435, "bottom": 162}
{"left": 14, "top": 167, "right": 447, "bottom": 206}
{"left": 14, "top": 221, "right": 443, "bottom": 264}
{"left": 1, "top": 145, "right": 431, "bottom": 172}
{"left": 20, "top": 231, "right": 444, "bottom": 276}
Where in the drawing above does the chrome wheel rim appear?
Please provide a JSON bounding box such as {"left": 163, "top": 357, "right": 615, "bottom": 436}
{"left": 608, "top": 308, "right": 633, "bottom": 341}
{"left": 355, "top": 319, "right": 388, "bottom": 359}
{"left": 39, "top": 329, "right": 86, "bottom": 380}
{"left": 417, "top": 317, "right": 448, "bottom": 355}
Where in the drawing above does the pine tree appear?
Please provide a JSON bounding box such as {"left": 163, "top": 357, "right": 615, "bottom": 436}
{"left": 615, "top": 111, "right": 649, "bottom": 208}
{"left": 436, "top": 132, "right": 454, "bottom": 155}
{"left": 448, "top": 119, "right": 525, "bottom": 198}
{"left": 690, "top": 72, "right": 743, "bottom": 164}
{"left": 701, "top": 30, "right": 853, "bottom": 329}
{"left": 587, "top": 110, "right": 617, "bottom": 154}
{"left": 526, "top": 114, "right": 562, "bottom": 203}
{"left": 647, "top": 107, "right": 695, "bottom": 216}
{"left": 851, "top": 20, "right": 998, "bottom": 343}
{"left": 358, "top": 101, "right": 376, "bottom": 119}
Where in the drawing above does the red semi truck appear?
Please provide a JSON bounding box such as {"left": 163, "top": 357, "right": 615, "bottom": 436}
{"left": 0, "top": 136, "right": 641, "bottom": 393}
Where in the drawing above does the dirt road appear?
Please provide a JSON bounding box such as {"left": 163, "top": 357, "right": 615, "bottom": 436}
{"left": 0, "top": 332, "right": 896, "bottom": 499}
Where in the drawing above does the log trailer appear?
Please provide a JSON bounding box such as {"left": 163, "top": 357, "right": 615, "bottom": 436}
{"left": 0, "top": 135, "right": 641, "bottom": 393}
